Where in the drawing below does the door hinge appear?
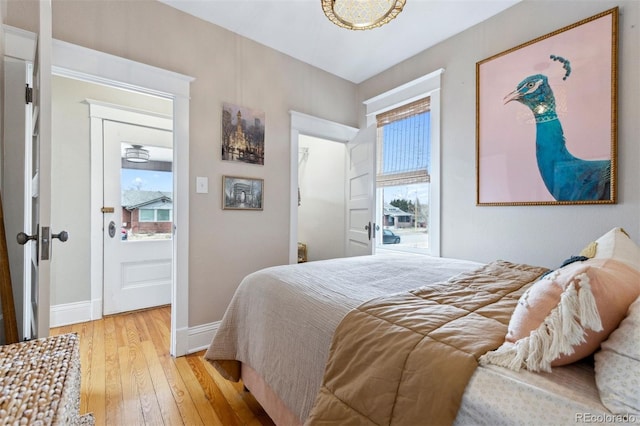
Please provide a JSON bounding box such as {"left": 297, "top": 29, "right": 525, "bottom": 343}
{"left": 25, "top": 85, "right": 33, "bottom": 104}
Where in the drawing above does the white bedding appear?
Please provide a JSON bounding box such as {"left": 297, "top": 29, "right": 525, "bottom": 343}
{"left": 205, "top": 252, "right": 481, "bottom": 422}
{"left": 456, "top": 360, "right": 616, "bottom": 425}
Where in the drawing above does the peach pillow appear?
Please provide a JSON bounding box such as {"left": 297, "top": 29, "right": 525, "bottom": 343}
{"left": 480, "top": 258, "right": 640, "bottom": 372}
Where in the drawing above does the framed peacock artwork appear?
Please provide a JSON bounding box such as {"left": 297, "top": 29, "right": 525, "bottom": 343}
{"left": 476, "top": 7, "right": 618, "bottom": 206}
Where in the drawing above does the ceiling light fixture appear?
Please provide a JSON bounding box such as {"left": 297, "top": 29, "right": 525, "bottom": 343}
{"left": 125, "top": 144, "right": 150, "bottom": 163}
{"left": 321, "top": 0, "right": 406, "bottom": 31}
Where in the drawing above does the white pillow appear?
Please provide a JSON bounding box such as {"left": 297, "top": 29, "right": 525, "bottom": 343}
{"left": 581, "top": 227, "right": 640, "bottom": 272}
{"left": 594, "top": 296, "right": 640, "bottom": 415}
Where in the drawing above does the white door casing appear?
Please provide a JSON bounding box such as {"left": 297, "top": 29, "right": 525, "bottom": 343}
{"left": 346, "top": 125, "right": 376, "bottom": 257}
{"left": 102, "top": 119, "right": 173, "bottom": 315}
{"left": 53, "top": 41, "right": 193, "bottom": 356}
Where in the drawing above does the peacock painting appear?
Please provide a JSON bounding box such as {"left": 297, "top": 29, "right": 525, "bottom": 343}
{"left": 503, "top": 55, "right": 611, "bottom": 201}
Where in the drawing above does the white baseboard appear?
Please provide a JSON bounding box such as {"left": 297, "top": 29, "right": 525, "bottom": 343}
{"left": 187, "top": 321, "right": 220, "bottom": 354}
{"left": 50, "top": 301, "right": 93, "bottom": 327}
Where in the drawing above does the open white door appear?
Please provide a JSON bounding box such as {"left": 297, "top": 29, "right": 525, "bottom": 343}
{"left": 2, "top": 53, "right": 31, "bottom": 341}
{"left": 14, "top": 1, "right": 57, "bottom": 339}
{"left": 346, "top": 125, "right": 376, "bottom": 257}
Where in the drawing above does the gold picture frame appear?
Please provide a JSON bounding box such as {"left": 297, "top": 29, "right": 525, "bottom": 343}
{"left": 476, "top": 8, "right": 618, "bottom": 206}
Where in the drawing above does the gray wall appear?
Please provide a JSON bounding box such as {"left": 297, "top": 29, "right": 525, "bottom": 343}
{"left": 359, "top": 0, "right": 640, "bottom": 268}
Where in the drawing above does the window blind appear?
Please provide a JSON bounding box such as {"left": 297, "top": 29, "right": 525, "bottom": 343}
{"left": 376, "top": 97, "right": 431, "bottom": 187}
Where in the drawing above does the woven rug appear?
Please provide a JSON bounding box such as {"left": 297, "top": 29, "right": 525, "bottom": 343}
{"left": 77, "top": 413, "right": 95, "bottom": 425}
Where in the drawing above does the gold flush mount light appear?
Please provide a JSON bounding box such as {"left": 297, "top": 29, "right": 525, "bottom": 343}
{"left": 322, "top": 0, "right": 406, "bottom": 30}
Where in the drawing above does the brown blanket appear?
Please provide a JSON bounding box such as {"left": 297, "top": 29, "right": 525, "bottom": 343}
{"left": 305, "top": 261, "right": 547, "bottom": 425}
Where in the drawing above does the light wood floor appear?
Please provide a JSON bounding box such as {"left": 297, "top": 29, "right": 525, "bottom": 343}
{"left": 50, "top": 306, "right": 275, "bottom": 426}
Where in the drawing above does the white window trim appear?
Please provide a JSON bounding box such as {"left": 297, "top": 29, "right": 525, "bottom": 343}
{"left": 364, "top": 68, "right": 444, "bottom": 256}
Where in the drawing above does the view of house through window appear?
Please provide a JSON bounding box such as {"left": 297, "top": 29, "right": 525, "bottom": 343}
{"left": 121, "top": 144, "right": 173, "bottom": 241}
{"left": 376, "top": 97, "right": 430, "bottom": 253}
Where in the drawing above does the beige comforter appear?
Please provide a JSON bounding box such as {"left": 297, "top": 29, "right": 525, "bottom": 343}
{"left": 305, "top": 260, "right": 547, "bottom": 425}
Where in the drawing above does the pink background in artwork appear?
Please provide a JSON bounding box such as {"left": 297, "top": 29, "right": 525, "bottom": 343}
{"left": 478, "top": 13, "right": 613, "bottom": 203}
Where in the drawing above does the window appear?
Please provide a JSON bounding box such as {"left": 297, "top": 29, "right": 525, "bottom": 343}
{"left": 139, "top": 208, "right": 172, "bottom": 222}
{"left": 156, "top": 209, "right": 171, "bottom": 222}
{"left": 140, "top": 209, "right": 155, "bottom": 222}
{"left": 364, "top": 69, "right": 443, "bottom": 256}
{"left": 376, "top": 97, "right": 431, "bottom": 253}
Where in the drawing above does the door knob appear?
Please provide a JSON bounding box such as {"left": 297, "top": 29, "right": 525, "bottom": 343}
{"left": 108, "top": 221, "right": 116, "bottom": 238}
{"left": 52, "top": 231, "right": 69, "bottom": 242}
{"left": 17, "top": 232, "right": 37, "bottom": 245}
{"left": 364, "top": 222, "right": 372, "bottom": 240}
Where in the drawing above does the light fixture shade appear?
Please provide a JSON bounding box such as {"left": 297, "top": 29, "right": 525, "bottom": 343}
{"left": 322, "top": 0, "right": 406, "bottom": 30}
{"left": 125, "top": 144, "right": 150, "bottom": 163}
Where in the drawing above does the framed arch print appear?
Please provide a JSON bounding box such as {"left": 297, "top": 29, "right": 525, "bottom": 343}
{"left": 222, "top": 175, "right": 264, "bottom": 211}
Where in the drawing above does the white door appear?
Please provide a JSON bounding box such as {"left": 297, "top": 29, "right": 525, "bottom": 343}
{"left": 2, "top": 56, "right": 29, "bottom": 341}
{"left": 102, "top": 120, "right": 173, "bottom": 315}
{"left": 346, "top": 125, "right": 377, "bottom": 257}
{"left": 13, "top": 2, "right": 57, "bottom": 339}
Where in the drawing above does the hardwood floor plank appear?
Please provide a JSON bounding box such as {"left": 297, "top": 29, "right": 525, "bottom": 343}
{"left": 175, "top": 356, "right": 225, "bottom": 426}
{"left": 86, "top": 318, "right": 106, "bottom": 425}
{"left": 103, "top": 316, "right": 124, "bottom": 426}
{"left": 201, "top": 356, "right": 272, "bottom": 426}
{"left": 50, "top": 307, "right": 274, "bottom": 426}
{"left": 123, "top": 315, "right": 165, "bottom": 425}
{"left": 185, "top": 353, "right": 244, "bottom": 425}
{"left": 118, "top": 345, "right": 146, "bottom": 425}
{"left": 141, "top": 340, "right": 185, "bottom": 426}
{"left": 142, "top": 310, "right": 205, "bottom": 426}
{"left": 71, "top": 320, "right": 94, "bottom": 415}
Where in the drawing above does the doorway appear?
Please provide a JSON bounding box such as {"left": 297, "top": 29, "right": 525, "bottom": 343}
{"left": 51, "top": 76, "right": 174, "bottom": 317}
{"left": 51, "top": 39, "right": 193, "bottom": 356}
{"left": 288, "top": 111, "right": 359, "bottom": 263}
{"left": 297, "top": 135, "right": 347, "bottom": 261}
{"left": 3, "top": 33, "right": 192, "bottom": 354}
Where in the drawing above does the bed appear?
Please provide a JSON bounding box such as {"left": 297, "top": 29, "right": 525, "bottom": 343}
{"left": 205, "top": 228, "right": 640, "bottom": 425}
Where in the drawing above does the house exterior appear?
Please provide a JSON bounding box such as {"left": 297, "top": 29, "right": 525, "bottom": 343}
{"left": 383, "top": 204, "right": 413, "bottom": 229}
{"left": 121, "top": 190, "right": 173, "bottom": 235}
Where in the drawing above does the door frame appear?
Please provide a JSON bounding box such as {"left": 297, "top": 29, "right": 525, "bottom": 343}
{"left": 288, "top": 111, "right": 358, "bottom": 264}
{"left": 51, "top": 40, "right": 193, "bottom": 356}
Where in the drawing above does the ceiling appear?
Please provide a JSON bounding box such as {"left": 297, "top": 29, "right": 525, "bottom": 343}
{"left": 158, "top": 0, "right": 521, "bottom": 84}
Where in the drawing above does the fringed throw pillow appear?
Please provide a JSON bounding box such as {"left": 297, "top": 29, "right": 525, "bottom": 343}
{"left": 480, "top": 258, "right": 640, "bottom": 372}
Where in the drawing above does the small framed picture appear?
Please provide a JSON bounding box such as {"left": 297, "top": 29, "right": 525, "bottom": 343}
{"left": 221, "top": 103, "right": 265, "bottom": 165}
{"left": 222, "top": 175, "right": 264, "bottom": 210}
